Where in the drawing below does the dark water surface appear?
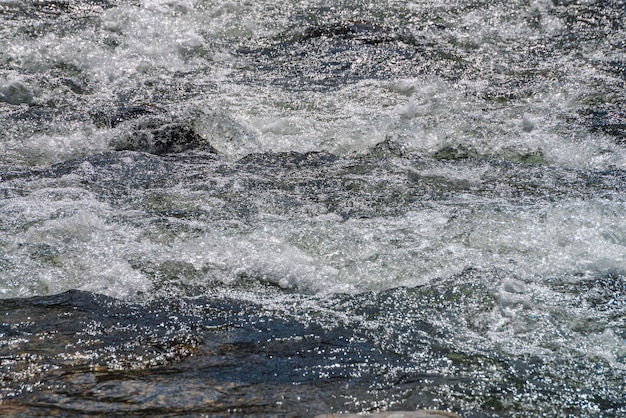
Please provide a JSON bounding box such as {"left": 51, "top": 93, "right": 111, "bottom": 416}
{"left": 1, "top": 0, "right": 625, "bottom": 416}
{"left": 2, "top": 277, "right": 624, "bottom": 417}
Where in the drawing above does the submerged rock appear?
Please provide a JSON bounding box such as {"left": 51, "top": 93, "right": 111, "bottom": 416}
{"left": 582, "top": 105, "right": 626, "bottom": 144}
{"left": 293, "top": 20, "right": 419, "bottom": 46}
{"left": 91, "top": 104, "right": 163, "bottom": 129}
{"left": 0, "top": 82, "right": 34, "bottom": 105}
{"left": 238, "top": 19, "right": 468, "bottom": 90}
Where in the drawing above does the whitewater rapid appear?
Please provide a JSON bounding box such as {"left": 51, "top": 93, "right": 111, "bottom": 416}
{"left": 1, "top": 1, "right": 624, "bottom": 416}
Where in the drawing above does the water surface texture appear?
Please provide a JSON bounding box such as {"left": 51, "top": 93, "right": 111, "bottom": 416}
{"left": 1, "top": 0, "right": 625, "bottom": 416}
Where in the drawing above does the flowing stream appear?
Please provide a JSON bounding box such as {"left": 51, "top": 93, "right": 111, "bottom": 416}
{"left": 1, "top": 0, "right": 625, "bottom": 416}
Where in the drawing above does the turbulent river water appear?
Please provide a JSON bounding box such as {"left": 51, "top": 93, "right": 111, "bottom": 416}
{"left": 1, "top": 0, "right": 625, "bottom": 416}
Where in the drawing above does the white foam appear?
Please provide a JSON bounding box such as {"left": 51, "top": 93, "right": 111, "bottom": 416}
{"left": 0, "top": 187, "right": 151, "bottom": 298}
{"left": 1, "top": 0, "right": 624, "bottom": 169}
{"left": 1, "top": 0, "right": 625, "bottom": 301}
{"left": 449, "top": 200, "right": 626, "bottom": 280}
{"left": 3, "top": 166, "right": 624, "bottom": 299}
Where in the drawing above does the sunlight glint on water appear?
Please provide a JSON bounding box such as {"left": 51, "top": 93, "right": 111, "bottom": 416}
{"left": 0, "top": 0, "right": 625, "bottom": 416}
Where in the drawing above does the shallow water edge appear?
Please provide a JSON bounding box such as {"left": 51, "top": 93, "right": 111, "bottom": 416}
{"left": 1, "top": 282, "right": 624, "bottom": 417}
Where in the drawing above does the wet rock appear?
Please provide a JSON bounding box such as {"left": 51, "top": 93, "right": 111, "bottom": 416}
{"left": 0, "top": 289, "right": 396, "bottom": 416}
{"left": 91, "top": 104, "right": 163, "bottom": 129}
{"left": 95, "top": 105, "right": 218, "bottom": 155}
{"left": 113, "top": 122, "right": 217, "bottom": 155}
{"left": 0, "top": 400, "right": 29, "bottom": 416}
{"left": 363, "top": 138, "right": 406, "bottom": 159}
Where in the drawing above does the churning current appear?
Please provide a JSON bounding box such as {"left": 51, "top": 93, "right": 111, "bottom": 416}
{"left": 0, "top": 0, "right": 625, "bottom": 416}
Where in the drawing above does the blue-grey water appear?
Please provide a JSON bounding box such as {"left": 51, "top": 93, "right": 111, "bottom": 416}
{"left": 0, "top": 0, "right": 625, "bottom": 416}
